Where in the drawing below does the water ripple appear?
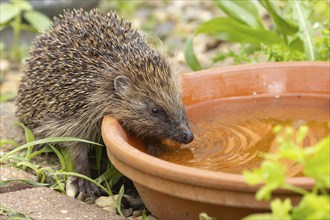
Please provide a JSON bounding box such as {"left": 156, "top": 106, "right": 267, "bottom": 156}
{"left": 158, "top": 96, "right": 329, "bottom": 175}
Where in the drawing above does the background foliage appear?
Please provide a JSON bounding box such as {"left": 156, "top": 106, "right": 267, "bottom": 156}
{"left": 185, "top": 0, "right": 330, "bottom": 70}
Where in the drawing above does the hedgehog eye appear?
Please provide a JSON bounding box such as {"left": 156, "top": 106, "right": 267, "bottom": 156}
{"left": 150, "top": 107, "right": 160, "bottom": 116}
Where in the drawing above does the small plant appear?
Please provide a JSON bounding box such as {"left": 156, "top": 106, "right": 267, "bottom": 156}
{"left": 184, "top": 0, "right": 330, "bottom": 70}
{"left": 0, "top": 123, "right": 124, "bottom": 215}
{"left": 0, "top": 91, "right": 16, "bottom": 103}
{"left": 199, "top": 212, "right": 216, "bottom": 220}
{"left": 0, "top": 0, "right": 50, "bottom": 62}
{"left": 0, "top": 206, "right": 34, "bottom": 220}
{"left": 243, "top": 125, "right": 330, "bottom": 220}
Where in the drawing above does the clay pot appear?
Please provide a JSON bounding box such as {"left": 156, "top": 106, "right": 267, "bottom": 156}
{"left": 101, "top": 62, "right": 329, "bottom": 220}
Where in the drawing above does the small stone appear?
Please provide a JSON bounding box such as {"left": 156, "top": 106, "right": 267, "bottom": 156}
{"left": 0, "top": 59, "right": 10, "bottom": 72}
{"left": 66, "top": 176, "right": 77, "bottom": 198}
{"left": 95, "top": 195, "right": 118, "bottom": 216}
{"left": 103, "top": 206, "right": 116, "bottom": 212}
{"left": 132, "top": 210, "right": 143, "bottom": 217}
{"left": 146, "top": 214, "right": 159, "bottom": 220}
{"left": 95, "top": 196, "right": 115, "bottom": 208}
{"left": 122, "top": 208, "right": 133, "bottom": 218}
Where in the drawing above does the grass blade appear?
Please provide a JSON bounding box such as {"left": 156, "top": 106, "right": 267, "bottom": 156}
{"left": 142, "top": 209, "right": 147, "bottom": 220}
{"left": 16, "top": 122, "right": 35, "bottom": 143}
{"left": 0, "top": 179, "right": 48, "bottom": 188}
{"left": 0, "top": 137, "right": 102, "bottom": 163}
{"left": 290, "top": 1, "right": 315, "bottom": 60}
{"left": 196, "top": 17, "right": 284, "bottom": 45}
{"left": 215, "top": 0, "right": 265, "bottom": 29}
{"left": 0, "top": 3, "right": 20, "bottom": 24}
{"left": 96, "top": 166, "right": 122, "bottom": 187}
{"left": 60, "top": 147, "right": 74, "bottom": 171}
{"left": 23, "top": 10, "right": 50, "bottom": 32}
{"left": 48, "top": 145, "right": 67, "bottom": 171}
{"left": 116, "top": 185, "right": 125, "bottom": 217}
{"left": 0, "top": 139, "right": 19, "bottom": 147}
{"left": 95, "top": 146, "right": 102, "bottom": 176}
{"left": 15, "top": 122, "right": 35, "bottom": 169}
{"left": 184, "top": 35, "right": 202, "bottom": 71}
{"left": 53, "top": 171, "right": 112, "bottom": 196}
{"left": 259, "top": 0, "right": 299, "bottom": 35}
{"left": 16, "top": 161, "right": 39, "bottom": 174}
{"left": 27, "top": 145, "right": 54, "bottom": 159}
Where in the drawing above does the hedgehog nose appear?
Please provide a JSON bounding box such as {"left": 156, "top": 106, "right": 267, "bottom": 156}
{"left": 181, "top": 130, "right": 194, "bottom": 144}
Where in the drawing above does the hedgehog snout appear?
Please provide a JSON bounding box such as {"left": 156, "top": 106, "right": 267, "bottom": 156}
{"left": 174, "top": 122, "right": 194, "bottom": 144}
{"left": 180, "top": 129, "right": 194, "bottom": 144}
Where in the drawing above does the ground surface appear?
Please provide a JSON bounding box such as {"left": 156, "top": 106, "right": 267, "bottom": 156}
{"left": 0, "top": 187, "right": 122, "bottom": 219}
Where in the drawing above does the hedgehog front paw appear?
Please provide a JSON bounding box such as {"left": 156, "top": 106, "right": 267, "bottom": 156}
{"left": 66, "top": 176, "right": 101, "bottom": 200}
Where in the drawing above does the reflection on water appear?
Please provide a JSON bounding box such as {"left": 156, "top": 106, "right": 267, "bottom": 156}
{"left": 158, "top": 95, "right": 329, "bottom": 176}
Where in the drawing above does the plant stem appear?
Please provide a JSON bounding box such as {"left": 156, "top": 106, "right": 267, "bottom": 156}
{"left": 281, "top": 183, "right": 309, "bottom": 195}
{"left": 292, "top": 1, "right": 315, "bottom": 60}
{"left": 11, "top": 12, "right": 22, "bottom": 62}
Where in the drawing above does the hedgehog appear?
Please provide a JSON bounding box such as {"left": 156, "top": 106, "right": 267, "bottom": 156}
{"left": 16, "top": 9, "right": 194, "bottom": 197}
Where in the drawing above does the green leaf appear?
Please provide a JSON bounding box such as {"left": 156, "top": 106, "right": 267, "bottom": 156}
{"left": 303, "top": 136, "right": 330, "bottom": 188}
{"left": 0, "top": 92, "right": 16, "bottom": 102}
{"left": 289, "top": 1, "right": 315, "bottom": 60}
{"left": 184, "top": 36, "right": 202, "bottom": 71}
{"left": 53, "top": 171, "right": 112, "bottom": 195}
{"left": 315, "top": 29, "right": 330, "bottom": 61}
{"left": 289, "top": 37, "right": 304, "bottom": 52}
{"left": 0, "top": 139, "right": 19, "bottom": 147}
{"left": 116, "top": 185, "right": 125, "bottom": 217}
{"left": 0, "top": 179, "right": 48, "bottom": 188}
{"left": 11, "top": 0, "right": 32, "bottom": 11}
{"left": 292, "top": 194, "right": 330, "bottom": 220}
{"left": 262, "top": 43, "right": 304, "bottom": 62}
{"left": 60, "top": 147, "right": 74, "bottom": 172}
{"left": 215, "top": 0, "right": 265, "bottom": 29}
{"left": 48, "top": 145, "right": 67, "bottom": 171}
{"left": 296, "top": 125, "right": 308, "bottom": 145}
{"left": 96, "top": 166, "right": 122, "bottom": 186}
{"left": 0, "top": 3, "right": 20, "bottom": 24}
{"left": 255, "top": 184, "right": 274, "bottom": 201}
{"left": 243, "top": 213, "right": 275, "bottom": 220}
{"left": 27, "top": 145, "right": 53, "bottom": 158}
{"left": 0, "top": 137, "right": 102, "bottom": 163}
{"left": 243, "top": 169, "right": 264, "bottom": 185}
{"left": 244, "top": 199, "right": 292, "bottom": 220}
{"left": 0, "top": 91, "right": 17, "bottom": 102}
{"left": 95, "top": 145, "right": 102, "bottom": 176}
{"left": 270, "top": 198, "right": 292, "bottom": 219}
{"left": 141, "top": 209, "right": 147, "bottom": 220}
{"left": 23, "top": 10, "right": 50, "bottom": 32}
{"left": 16, "top": 122, "right": 35, "bottom": 143}
{"left": 16, "top": 160, "right": 39, "bottom": 173}
{"left": 244, "top": 160, "right": 286, "bottom": 200}
{"left": 259, "top": 0, "right": 299, "bottom": 35}
{"left": 196, "top": 17, "right": 284, "bottom": 46}
{"left": 199, "top": 212, "right": 216, "bottom": 220}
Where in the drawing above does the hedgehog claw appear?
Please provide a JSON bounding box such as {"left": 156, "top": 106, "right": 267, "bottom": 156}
{"left": 66, "top": 176, "right": 101, "bottom": 200}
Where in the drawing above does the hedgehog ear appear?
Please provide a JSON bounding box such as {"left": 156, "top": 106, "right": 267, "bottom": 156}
{"left": 114, "top": 76, "right": 130, "bottom": 94}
